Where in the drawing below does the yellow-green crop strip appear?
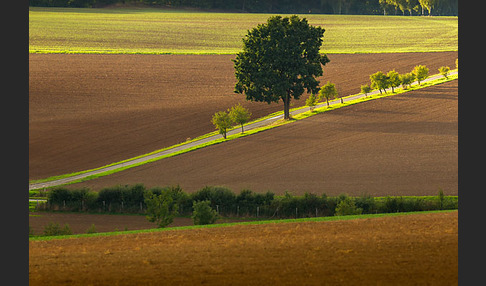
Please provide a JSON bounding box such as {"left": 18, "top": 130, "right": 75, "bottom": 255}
{"left": 29, "top": 7, "right": 457, "bottom": 54}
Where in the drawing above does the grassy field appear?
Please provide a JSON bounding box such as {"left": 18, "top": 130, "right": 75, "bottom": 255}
{"left": 29, "top": 7, "right": 458, "bottom": 54}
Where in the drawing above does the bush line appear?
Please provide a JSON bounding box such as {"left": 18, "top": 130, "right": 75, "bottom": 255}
{"left": 37, "top": 184, "right": 457, "bottom": 219}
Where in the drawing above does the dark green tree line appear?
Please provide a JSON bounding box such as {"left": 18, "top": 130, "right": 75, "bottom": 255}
{"left": 29, "top": 0, "right": 458, "bottom": 16}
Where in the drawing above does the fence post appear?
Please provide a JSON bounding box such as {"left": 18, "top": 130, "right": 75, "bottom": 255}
{"left": 237, "top": 205, "right": 239, "bottom": 217}
{"left": 296, "top": 207, "right": 298, "bottom": 218}
{"left": 257, "top": 206, "right": 259, "bottom": 218}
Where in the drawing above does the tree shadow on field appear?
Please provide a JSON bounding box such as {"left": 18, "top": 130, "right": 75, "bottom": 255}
{"left": 412, "top": 84, "right": 458, "bottom": 100}
{"left": 338, "top": 121, "right": 458, "bottom": 136}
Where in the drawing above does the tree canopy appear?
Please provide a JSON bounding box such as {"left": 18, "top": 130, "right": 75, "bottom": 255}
{"left": 29, "top": 0, "right": 458, "bottom": 16}
{"left": 318, "top": 82, "right": 339, "bottom": 107}
{"left": 233, "top": 15, "right": 329, "bottom": 120}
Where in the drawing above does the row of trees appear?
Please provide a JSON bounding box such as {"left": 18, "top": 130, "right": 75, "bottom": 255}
{"left": 211, "top": 103, "right": 251, "bottom": 139}
{"left": 216, "top": 62, "right": 454, "bottom": 136}
{"left": 29, "top": 0, "right": 458, "bottom": 15}
{"left": 304, "top": 63, "right": 455, "bottom": 111}
{"left": 42, "top": 184, "right": 458, "bottom": 229}
{"left": 365, "top": 63, "right": 455, "bottom": 95}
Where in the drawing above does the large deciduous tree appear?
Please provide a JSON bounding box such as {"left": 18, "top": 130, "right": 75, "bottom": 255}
{"left": 233, "top": 15, "right": 330, "bottom": 120}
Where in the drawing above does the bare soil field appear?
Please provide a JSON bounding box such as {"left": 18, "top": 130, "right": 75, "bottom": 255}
{"left": 71, "top": 79, "right": 458, "bottom": 196}
{"left": 29, "top": 212, "right": 250, "bottom": 235}
{"left": 29, "top": 211, "right": 458, "bottom": 285}
{"left": 29, "top": 52, "right": 457, "bottom": 180}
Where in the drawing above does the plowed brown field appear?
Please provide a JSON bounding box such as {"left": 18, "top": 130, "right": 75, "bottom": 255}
{"left": 29, "top": 52, "right": 457, "bottom": 180}
{"left": 28, "top": 212, "right": 251, "bottom": 235}
{"left": 71, "top": 79, "right": 458, "bottom": 196}
{"left": 29, "top": 211, "right": 458, "bottom": 286}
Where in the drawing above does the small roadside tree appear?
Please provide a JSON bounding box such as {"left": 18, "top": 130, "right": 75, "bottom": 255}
{"left": 412, "top": 65, "right": 429, "bottom": 85}
{"left": 144, "top": 189, "right": 178, "bottom": 228}
{"left": 229, "top": 103, "right": 251, "bottom": 133}
{"left": 305, "top": 93, "right": 318, "bottom": 111}
{"left": 370, "top": 71, "right": 389, "bottom": 94}
{"left": 360, "top": 84, "right": 371, "bottom": 97}
{"left": 212, "top": 111, "right": 233, "bottom": 139}
{"left": 438, "top": 66, "right": 450, "bottom": 79}
{"left": 399, "top": 72, "right": 415, "bottom": 89}
{"left": 318, "top": 82, "right": 338, "bottom": 107}
{"left": 387, "top": 69, "right": 401, "bottom": 93}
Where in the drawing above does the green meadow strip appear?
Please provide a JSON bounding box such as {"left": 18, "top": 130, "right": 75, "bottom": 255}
{"left": 29, "top": 7, "right": 457, "bottom": 55}
{"left": 29, "top": 209, "right": 457, "bottom": 241}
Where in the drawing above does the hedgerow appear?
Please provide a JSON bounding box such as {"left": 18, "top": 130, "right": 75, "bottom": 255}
{"left": 41, "top": 184, "right": 457, "bottom": 219}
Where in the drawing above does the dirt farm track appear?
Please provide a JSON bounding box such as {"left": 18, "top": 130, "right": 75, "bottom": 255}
{"left": 29, "top": 52, "right": 457, "bottom": 181}
{"left": 29, "top": 211, "right": 458, "bottom": 285}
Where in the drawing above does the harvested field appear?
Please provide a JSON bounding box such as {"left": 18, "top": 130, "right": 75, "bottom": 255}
{"left": 70, "top": 80, "right": 458, "bottom": 197}
{"left": 29, "top": 52, "right": 457, "bottom": 180}
{"left": 29, "top": 211, "right": 458, "bottom": 286}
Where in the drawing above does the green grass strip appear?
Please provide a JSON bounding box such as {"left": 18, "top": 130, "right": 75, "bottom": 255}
{"left": 29, "top": 7, "right": 457, "bottom": 54}
{"left": 29, "top": 209, "right": 457, "bottom": 241}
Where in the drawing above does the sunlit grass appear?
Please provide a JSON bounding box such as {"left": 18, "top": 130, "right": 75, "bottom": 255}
{"left": 29, "top": 7, "right": 457, "bottom": 54}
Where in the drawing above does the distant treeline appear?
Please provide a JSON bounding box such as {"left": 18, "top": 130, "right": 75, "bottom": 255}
{"left": 30, "top": 0, "right": 458, "bottom": 16}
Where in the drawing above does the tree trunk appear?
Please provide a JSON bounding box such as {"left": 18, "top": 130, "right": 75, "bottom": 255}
{"left": 283, "top": 92, "right": 291, "bottom": 119}
{"left": 241, "top": 124, "right": 244, "bottom": 133}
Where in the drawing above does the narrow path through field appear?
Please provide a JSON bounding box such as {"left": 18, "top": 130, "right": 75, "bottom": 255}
{"left": 29, "top": 71, "right": 457, "bottom": 191}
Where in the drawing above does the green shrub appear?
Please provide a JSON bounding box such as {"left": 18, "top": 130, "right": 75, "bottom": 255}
{"left": 334, "top": 196, "right": 363, "bottom": 216}
{"left": 98, "top": 186, "right": 123, "bottom": 208}
{"left": 43, "top": 222, "right": 72, "bottom": 236}
{"left": 86, "top": 224, "right": 97, "bottom": 234}
{"left": 144, "top": 189, "right": 179, "bottom": 228}
{"left": 121, "top": 184, "right": 146, "bottom": 210}
{"left": 192, "top": 200, "right": 218, "bottom": 225}
{"left": 355, "top": 194, "right": 376, "bottom": 214}
{"left": 48, "top": 187, "right": 72, "bottom": 205}
{"left": 192, "top": 186, "right": 236, "bottom": 215}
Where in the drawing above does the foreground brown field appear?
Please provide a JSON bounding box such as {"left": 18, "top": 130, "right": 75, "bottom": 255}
{"left": 29, "top": 211, "right": 458, "bottom": 286}
{"left": 29, "top": 52, "right": 457, "bottom": 180}
{"left": 71, "top": 79, "right": 458, "bottom": 196}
